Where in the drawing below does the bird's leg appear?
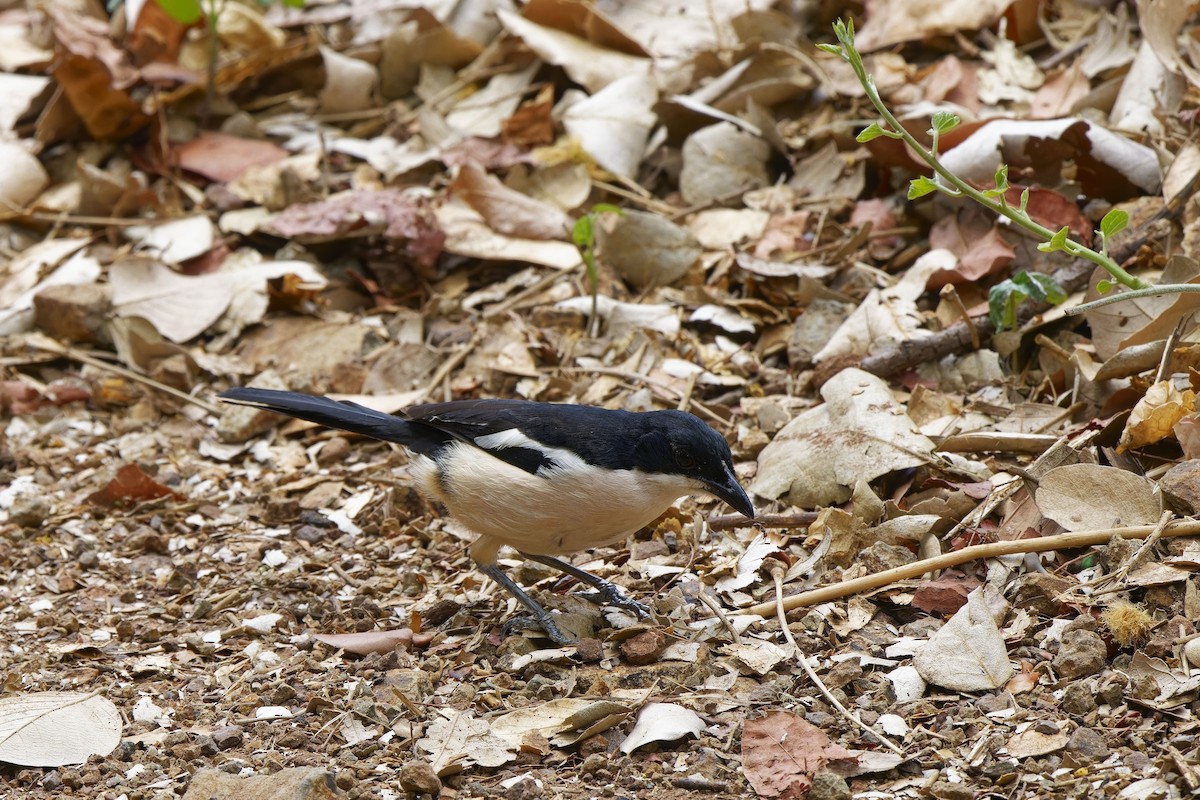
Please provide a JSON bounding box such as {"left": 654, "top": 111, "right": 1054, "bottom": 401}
{"left": 520, "top": 552, "right": 652, "bottom": 620}
{"left": 476, "top": 563, "right": 572, "bottom": 645}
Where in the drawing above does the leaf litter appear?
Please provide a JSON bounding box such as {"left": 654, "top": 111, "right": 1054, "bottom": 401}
{"left": 3, "top": 1, "right": 1200, "bottom": 798}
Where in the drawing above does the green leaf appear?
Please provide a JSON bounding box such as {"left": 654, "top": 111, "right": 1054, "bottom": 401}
{"left": 931, "top": 111, "right": 960, "bottom": 134}
{"left": 1018, "top": 188, "right": 1030, "bottom": 213}
{"left": 816, "top": 43, "right": 842, "bottom": 56}
{"left": 993, "top": 165, "right": 1009, "bottom": 193}
{"left": 1012, "top": 271, "right": 1066, "bottom": 305}
{"left": 1100, "top": 208, "right": 1128, "bottom": 240}
{"left": 155, "top": 0, "right": 203, "bottom": 23}
{"left": 988, "top": 279, "right": 1022, "bottom": 330}
{"left": 1038, "top": 226, "right": 1071, "bottom": 253}
{"left": 989, "top": 271, "right": 1068, "bottom": 330}
{"left": 571, "top": 216, "right": 594, "bottom": 250}
{"left": 908, "top": 176, "right": 938, "bottom": 199}
{"left": 1096, "top": 279, "right": 1115, "bottom": 295}
{"left": 856, "top": 122, "right": 885, "bottom": 143}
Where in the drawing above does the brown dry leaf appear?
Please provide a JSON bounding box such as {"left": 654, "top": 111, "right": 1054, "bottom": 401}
{"left": 450, "top": 162, "right": 573, "bottom": 240}
{"left": 742, "top": 711, "right": 857, "bottom": 799}
{"left": 1006, "top": 724, "right": 1070, "bottom": 758}
{"left": 680, "top": 122, "right": 772, "bottom": 206}
{"left": 497, "top": 8, "right": 650, "bottom": 94}
{"left": 49, "top": 11, "right": 149, "bottom": 140}
{"left": 927, "top": 214, "right": 1015, "bottom": 288}
{"left": 172, "top": 132, "right": 289, "bottom": 183}
{"left": 436, "top": 200, "right": 582, "bottom": 270}
{"left": 597, "top": 210, "right": 701, "bottom": 290}
{"left": 1035, "top": 464, "right": 1161, "bottom": 531}
{"left": 1118, "top": 380, "right": 1196, "bottom": 452}
{"left": 269, "top": 189, "right": 444, "bottom": 267}
{"left": 855, "top": 0, "right": 1014, "bottom": 51}
{"left": 87, "top": 464, "right": 182, "bottom": 508}
{"left": 416, "top": 709, "right": 518, "bottom": 775}
{"left": 318, "top": 46, "right": 377, "bottom": 114}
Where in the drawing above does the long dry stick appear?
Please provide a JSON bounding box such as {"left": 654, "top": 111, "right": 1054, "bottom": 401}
{"left": 744, "top": 520, "right": 1200, "bottom": 618}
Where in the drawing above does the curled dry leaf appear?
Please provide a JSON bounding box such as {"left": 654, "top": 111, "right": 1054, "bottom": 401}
{"left": 561, "top": 73, "right": 658, "bottom": 178}
{"left": 450, "top": 162, "right": 573, "bottom": 240}
{"left": 1118, "top": 380, "right": 1196, "bottom": 453}
{"left": 751, "top": 368, "right": 934, "bottom": 508}
{"left": 619, "top": 703, "right": 704, "bottom": 754}
{"left": 0, "top": 692, "right": 122, "bottom": 767}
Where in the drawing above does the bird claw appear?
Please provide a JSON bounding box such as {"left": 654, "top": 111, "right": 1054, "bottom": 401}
{"left": 501, "top": 613, "right": 574, "bottom": 645}
{"left": 578, "top": 585, "right": 652, "bottom": 619}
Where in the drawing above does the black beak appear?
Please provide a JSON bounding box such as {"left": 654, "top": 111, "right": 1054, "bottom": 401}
{"left": 705, "top": 463, "right": 755, "bottom": 519}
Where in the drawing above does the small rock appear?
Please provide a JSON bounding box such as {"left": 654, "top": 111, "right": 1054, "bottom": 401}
{"left": 929, "top": 780, "right": 974, "bottom": 800}
{"left": 1013, "top": 573, "right": 1076, "bottom": 617}
{"left": 1066, "top": 727, "right": 1111, "bottom": 761}
{"left": 575, "top": 637, "right": 604, "bottom": 663}
{"left": 580, "top": 753, "right": 608, "bottom": 774}
{"left": 183, "top": 767, "right": 340, "bottom": 800}
{"left": 210, "top": 724, "right": 244, "bottom": 750}
{"left": 41, "top": 772, "right": 62, "bottom": 791}
{"left": 317, "top": 436, "right": 351, "bottom": 466}
{"left": 1060, "top": 681, "right": 1096, "bottom": 715}
{"left": 398, "top": 761, "right": 441, "bottom": 796}
{"left": 857, "top": 542, "right": 915, "bottom": 573}
{"left": 1054, "top": 629, "right": 1107, "bottom": 679}
{"left": 1161, "top": 460, "right": 1200, "bottom": 514}
{"left": 807, "top": 770, "right": 851, "bottom": 800}
{"left": 8, "top": 489, "right": 51, "bottom": 527}
{"left": 619, "top": 628, "right": 670, "bottom": 666}
{"left": 33, "top": 283, "right": 113, "bottom": 345}
{"left": 504, "top": 775, "right": 543, "bottom": 800}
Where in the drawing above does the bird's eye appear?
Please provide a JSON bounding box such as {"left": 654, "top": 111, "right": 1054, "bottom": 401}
{"left": 674, "top": 445, "right": 696, "bottom": 470}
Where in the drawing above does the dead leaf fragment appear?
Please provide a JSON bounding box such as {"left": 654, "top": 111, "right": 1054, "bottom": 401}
{"left": 0, "top": 692, "right": 122, "bottom": 767}
{"left": 741, "top": 712, "right": 857, "bottom": 799}
{"left": 87, "top": 464, "right": 182, "bottom": 508}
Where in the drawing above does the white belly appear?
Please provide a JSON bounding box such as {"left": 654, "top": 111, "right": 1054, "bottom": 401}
{"left": 412, "top": 442, "right": 699, "bottom": 556}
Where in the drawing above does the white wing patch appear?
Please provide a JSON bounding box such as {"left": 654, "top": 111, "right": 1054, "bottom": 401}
{"left": 473, "top": 428, "right": 589, "bottom": 473}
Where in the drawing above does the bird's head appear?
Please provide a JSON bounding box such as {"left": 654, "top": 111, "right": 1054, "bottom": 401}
{"left": 636, "top": 411, "right": 755, "bottom": 519}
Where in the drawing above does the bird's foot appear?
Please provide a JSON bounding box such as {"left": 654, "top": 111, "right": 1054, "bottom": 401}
{"left": 501, "top": 613, "right": 573, "bottom": 645}
{"left": 578, "top": 581, "right": 652, "bottom": 619}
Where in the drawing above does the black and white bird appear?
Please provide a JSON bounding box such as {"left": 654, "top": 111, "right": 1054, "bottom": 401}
{"left": 219, "top": 387, "right": 755, "bottom": 644}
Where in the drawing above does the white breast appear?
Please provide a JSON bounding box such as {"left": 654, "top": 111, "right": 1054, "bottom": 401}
{"left": 411, "top": 441, "right": 699, "bottom": 556}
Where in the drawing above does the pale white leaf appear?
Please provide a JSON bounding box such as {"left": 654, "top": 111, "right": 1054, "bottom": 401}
{"left": 619, "top": 703, "right": 704, "bottom": 754}
{"left": 0, "top": 692, "right": 121, "bottom": 767}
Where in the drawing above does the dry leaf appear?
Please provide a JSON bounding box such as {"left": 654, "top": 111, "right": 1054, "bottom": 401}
{"left": 0, "top": 693, "right": 122, "bottom": 767}
{"left": 751, "top": 368, "right": 934, "bottom": 508}
{"left": 1035, "top": 464, "right": 1161, "bottom": 531}
{"left": 913, "top": 587, "right": 1013, "bottom": 692}
{"left": 741, "top": 712, "right": 856, "bottom": 799}
{"left": 1118, "top": 380, "right": 1196, "bottom": 452}
{"left": 618, "top": 703, "right": 704, "bottom": 754}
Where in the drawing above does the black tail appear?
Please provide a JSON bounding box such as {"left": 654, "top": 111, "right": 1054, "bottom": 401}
{"left": 219, "top": 387, "right": 422, "bottom": 446}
